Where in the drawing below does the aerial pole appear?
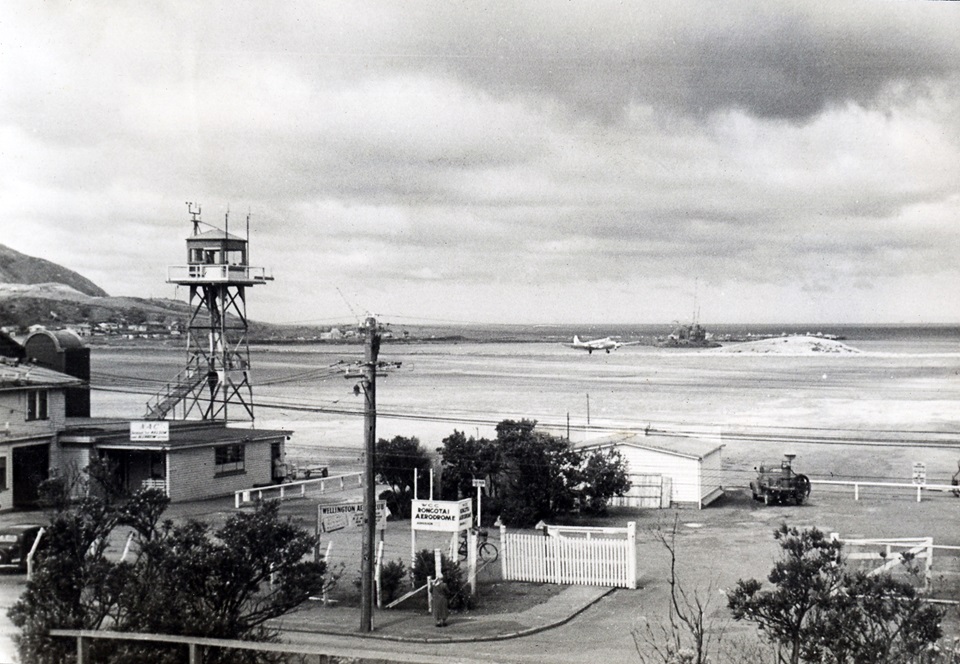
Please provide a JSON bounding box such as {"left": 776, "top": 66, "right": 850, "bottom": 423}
{"left": 359, "top": 315, "right": 380, "bottom": 632}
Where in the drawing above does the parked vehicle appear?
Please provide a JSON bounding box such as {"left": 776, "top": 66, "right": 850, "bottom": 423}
{"left": 0, "top": 524, "right": 44, "bottom": 572}
{"left": 750, "top": 454, "right": 811, "bottom": 505}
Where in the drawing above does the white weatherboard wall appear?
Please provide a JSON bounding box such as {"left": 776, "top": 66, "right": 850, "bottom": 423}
{"left": 579, "top": 433, "right": 724, "bottom": 509}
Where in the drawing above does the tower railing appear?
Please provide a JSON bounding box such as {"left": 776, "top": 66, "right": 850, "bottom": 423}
{"left": 167, "top": 265, "right": 272, "bottom": 283}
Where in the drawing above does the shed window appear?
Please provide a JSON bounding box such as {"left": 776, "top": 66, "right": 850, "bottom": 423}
{"left": 26, "top": 390, "right": 48, "bottom": 421}
{"left": 214, "top": 443, "right": 245, "bottom": 475}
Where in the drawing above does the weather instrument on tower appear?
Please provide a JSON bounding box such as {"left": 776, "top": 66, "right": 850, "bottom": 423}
{"left": 144, "top": 202, "right": 273, "bottom": 421}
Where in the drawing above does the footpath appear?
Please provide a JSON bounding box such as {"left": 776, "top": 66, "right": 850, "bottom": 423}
{"left": 272, "top": 584, "right": 613, "bottom": 644}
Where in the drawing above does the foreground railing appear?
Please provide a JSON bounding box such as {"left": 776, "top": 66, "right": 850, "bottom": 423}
{"left": 234, "top": 472, "right": 363, "bottom": 508}
{"left": 48, "top": 629, "right": 421, "bottom": 664}
{"left": 811, "top": 479, "right": 958, "bottom": 503}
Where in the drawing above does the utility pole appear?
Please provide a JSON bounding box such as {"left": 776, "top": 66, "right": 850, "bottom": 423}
{"left": 359, "top": 315, "right": 379, "bottom": 632}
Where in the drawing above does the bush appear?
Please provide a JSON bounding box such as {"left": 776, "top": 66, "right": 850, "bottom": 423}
{"left": 379, "top": 559, "right": 407, "bottom": 605}
{"left": 412, "top": 549, "right": 473, "bottom": 611}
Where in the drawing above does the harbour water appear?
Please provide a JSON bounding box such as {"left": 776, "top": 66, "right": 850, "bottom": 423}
{"left": 89, "top": 324, "right": 960, "bottom": 486}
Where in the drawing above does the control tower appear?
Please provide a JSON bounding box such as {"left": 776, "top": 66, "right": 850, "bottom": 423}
{"left": 145, "top": 203, "right": 272, "bottom": 421}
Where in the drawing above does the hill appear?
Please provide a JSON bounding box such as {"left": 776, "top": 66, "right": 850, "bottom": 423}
{"left": 0, "top": 244, "right": 108, "bottom": 297}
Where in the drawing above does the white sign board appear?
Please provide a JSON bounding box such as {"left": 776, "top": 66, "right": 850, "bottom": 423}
{"left": 130, "top": 421, "right": 169, "bottom": 442}
{"left": 912, "top": 462, "right": 927, "bottom": 485}
{"left": 472, "top": 479, "right": 486, "bottom": 488}
{"left": 318, "top": 501, "right": 387, "bottom": 534}
{"left": 411, "top": 498, "right": 472, "bottom": 533}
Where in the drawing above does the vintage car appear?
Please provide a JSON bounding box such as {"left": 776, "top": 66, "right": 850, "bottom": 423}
{"left": 0, "top": 524, "right": 44, "bottom": 572}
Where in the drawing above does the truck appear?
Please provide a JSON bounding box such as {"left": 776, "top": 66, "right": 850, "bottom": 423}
{"left": 750, "top": 454, "right": 811, "bottom": 505}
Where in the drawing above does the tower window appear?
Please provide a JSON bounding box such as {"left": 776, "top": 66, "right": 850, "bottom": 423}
{"left": 26, "top": 390, "right": 48, "bottom": 421}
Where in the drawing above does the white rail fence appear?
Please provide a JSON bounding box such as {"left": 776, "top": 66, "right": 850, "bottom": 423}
{"left": 812, "top": 479, "right": 958, "bottom": 503}
{"left": 234, "top": 472, "right": 363, "bottom": 508}
{"left": 499, "top": 522, "right": 637, "bottom": 589}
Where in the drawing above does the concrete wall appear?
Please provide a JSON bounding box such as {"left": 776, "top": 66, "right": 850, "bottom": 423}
{"left": 166, "top": 438, "right": 276, "bottom": 502}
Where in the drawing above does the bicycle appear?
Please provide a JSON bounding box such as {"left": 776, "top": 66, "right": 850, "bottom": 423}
{"left": 457, "top": 527, "right": 498, "bottom": 563}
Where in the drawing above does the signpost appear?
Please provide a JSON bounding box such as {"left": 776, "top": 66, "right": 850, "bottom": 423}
{"left": 912, "top": 462, "right": 927, "bottom": 485}
{"left": 472, "top": 478, "right": 486, "bottom": 528}
{"left": 318, "top": 501, "right": 387, "bottom": 534}
{"left": 410, "top": 498, "right": 472, "bottom": 567}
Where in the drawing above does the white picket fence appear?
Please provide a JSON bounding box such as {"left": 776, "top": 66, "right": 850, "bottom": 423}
{"left": 499, "top": 522, "right": 637, "bottom": 589}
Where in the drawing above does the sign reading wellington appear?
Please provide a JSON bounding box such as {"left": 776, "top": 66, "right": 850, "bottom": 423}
{"left": 130, "top": 421, "right": 169, "bottom": 442}
{"left": 318, "top": 501, "right": 387, "bottom": 534}
{"left": 411, "top": 498, "right": 472, "bottom": 532}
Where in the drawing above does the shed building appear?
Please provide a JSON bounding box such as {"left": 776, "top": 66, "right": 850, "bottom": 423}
{"left": 577, "top": 432, "right": 724, "bottom": 509}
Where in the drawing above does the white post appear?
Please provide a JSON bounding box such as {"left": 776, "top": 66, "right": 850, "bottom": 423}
{"left": 626, "top": 521, "right": 637, "bottom": 590}
{"left": 414, "top": 469, "right": 418, "bottom": 501}
{"left": 427, "top": 575, "right": 434, "bottom": 613}
{"left": 855, "top": 483, "right": 860, "bottom": 501}
{"left": 375, "top": 540, "right": 384, "bottom": 609}
{"left": 411, "top": 527, "right": 417, "bottom": 580}
{"left": 120, "top": 532, "right": 134, "bottom": 562}
{"left": 322, "top": 541, "right": 333, "bottom": 605}
{"left": 500, "top": 524, "right": 508, "bottom": 580}
{"left": 476, "top": 483, "right": 482, "bottom": 528}
{"left": 468, "top": 528, "right": 478, "bottom": 595}
{"left": 26, "top": 528, "right": 44, "bottom": 581}
{"left": 916, "top": 485, "right": 922, "bottom": 503}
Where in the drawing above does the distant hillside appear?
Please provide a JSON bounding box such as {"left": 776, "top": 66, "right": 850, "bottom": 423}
{"left": 0, "top": 244, "right": 108, "bottom": 297}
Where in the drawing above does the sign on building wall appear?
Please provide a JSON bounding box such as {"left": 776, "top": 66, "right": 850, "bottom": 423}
{"left": 130, "top": 421, "right": 169, "bottom": 442}
{"left": 318, "top": 501, "right": 387, "bottom": 534}
{"left": 411, "top": 498, "right": 472, "bottom": 532}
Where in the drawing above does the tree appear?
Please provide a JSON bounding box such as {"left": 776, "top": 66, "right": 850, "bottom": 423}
{"left": 496, "top": 419, "right": 582, "bottom": 526}
{"left": 9, "top": 477, "right": 324, "bottom": 664}
{"left": 375, "top": 435, "right": 431, "bottom": 518}
{"left": 436, "top": 430, "right": 499, "bottom": 501}
{"left": 727, "top": 525, "right": 942, "bottom": 664}
{"left": 577, "top": 448, "right": 631, "bottom": 515}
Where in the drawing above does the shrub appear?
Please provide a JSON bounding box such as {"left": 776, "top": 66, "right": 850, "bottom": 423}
{"left": 379, "top": 559, "right": 407, "bottom": 604}
{"left": 412, "top": 549, "right": 473, "bottom": 611}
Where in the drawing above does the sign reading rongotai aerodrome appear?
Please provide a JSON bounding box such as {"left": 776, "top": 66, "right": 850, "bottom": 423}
{"left": 318, "top": 501, "right": 387, "bottom": 534}
{"left": 411, "top": 498, "right": 472, "bottom": 532}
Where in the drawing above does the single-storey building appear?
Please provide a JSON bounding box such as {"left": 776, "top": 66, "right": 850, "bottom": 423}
{"left": 577, "top": 431, "right": 725, "bottom": 509}
{"left": 59, "top": 419, "right": 291, "bottom": 503}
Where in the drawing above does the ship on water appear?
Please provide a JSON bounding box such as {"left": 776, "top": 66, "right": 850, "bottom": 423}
{"left": 656, "top": 321, "right": 721, "bottom": 348}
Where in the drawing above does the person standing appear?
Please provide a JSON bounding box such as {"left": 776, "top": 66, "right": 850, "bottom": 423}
{"left": 431, "top": 576, "right": 449, "bottom": 627}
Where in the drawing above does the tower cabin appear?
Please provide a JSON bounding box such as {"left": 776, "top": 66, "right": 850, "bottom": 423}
{"left": 167, "top": 229, "right": 271, "bottom": 286}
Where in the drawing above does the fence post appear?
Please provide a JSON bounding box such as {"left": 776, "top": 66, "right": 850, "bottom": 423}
{"left": 924, "top": 538, "right": 933, "bottom": 591}
{"left": 500, "top": 525, "right": 508, "bottom": 580}
{"left": 468, "top": 529, "right": 477, "bottom": 596}
{"left": 76, "top": 635, "right": 90, "bottom": 664}
{"left": 188, "top": 643, "right": 200, "bottom": 664}
{"left": 916, "top": 485, "right": 922, "bottom": 503}
{"left": 854, "top": 483, "right": 860, "bottom": 501}
{"left": 626, "top": 521, "right": 637, "bottom": 590}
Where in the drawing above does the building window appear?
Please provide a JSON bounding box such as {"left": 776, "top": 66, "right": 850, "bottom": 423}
{"left": 0, "top": 456, "right": 6, "bottom": 491}
{"left": 26, "top": 390, "right": 48, "bottom": 421}
{"left": 214, "top": 443, "right": 245, "bottom": 475}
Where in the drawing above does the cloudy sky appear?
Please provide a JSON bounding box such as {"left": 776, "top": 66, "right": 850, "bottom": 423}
{"left": 2, "top": 1, "right": 958, "bottom": 326}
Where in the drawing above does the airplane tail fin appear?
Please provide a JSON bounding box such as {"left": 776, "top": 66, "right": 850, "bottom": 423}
{"left": 573, "top": 335, "right": 581, "bottom": 344}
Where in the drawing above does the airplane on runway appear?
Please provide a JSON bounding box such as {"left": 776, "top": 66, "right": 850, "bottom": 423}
{"left": 565, "top": 335, "right": 640, "bottom": 354}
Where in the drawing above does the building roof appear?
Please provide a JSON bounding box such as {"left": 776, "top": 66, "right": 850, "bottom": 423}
{"left": 0, "top": 359, "right": 85, "bottom": 391}
{"left": 24, "top": 328, "right": 86, "bottom": 352}
{"left": 576, "top": 431, "right": 724, "bottom": 461}
{"left": 59, "top": 419, "right": 290, "bottom": 451}
{"left": 187, "top": 229, "right": 246, "bottom": 243}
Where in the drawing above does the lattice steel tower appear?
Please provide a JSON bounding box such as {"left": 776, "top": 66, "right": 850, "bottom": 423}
{"left": 145, "top": 203, "right": 272, "bottom": 421}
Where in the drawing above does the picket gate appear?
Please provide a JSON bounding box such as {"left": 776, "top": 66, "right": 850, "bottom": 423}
{"left": 499, "top": 522, "right": 637, "bottom": 589}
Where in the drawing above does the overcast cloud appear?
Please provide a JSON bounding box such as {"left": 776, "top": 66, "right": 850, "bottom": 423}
{"left": 2, "top": 1, "right": 958, "bottom": 325}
